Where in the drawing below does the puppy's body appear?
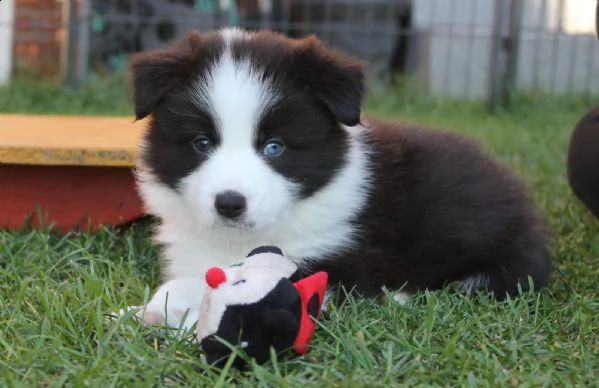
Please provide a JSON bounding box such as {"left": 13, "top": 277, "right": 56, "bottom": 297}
{"left": 309, "top": 119, "right": 550, "bottom": 298}
{"left": 130, "top": 28, "right": 551, "bottom": 328}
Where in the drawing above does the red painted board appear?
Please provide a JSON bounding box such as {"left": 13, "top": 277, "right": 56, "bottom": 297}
{"left": 0, "top": 164, "right": 145, "bottom": 232}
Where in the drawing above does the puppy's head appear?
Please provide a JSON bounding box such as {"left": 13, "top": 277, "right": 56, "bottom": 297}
{"left": 130, "top": 28, "right": 366, "bottom": 231}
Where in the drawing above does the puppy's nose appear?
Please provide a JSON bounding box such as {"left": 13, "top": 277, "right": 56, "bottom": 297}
{"left": 214, "top": 190, "right": 247, "bottom": 219}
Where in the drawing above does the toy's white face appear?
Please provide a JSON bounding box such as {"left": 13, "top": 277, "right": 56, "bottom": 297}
{"left": 195, "top": 252, "right": 297, "bottom": 342}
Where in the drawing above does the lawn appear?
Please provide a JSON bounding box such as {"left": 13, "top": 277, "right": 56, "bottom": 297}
{"left": 1, "top": 74, "right": 598, "bottom": 387}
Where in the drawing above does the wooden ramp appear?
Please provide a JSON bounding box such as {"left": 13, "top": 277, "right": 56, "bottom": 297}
{"left": 0, "top": 114, "right": 147, "bottom": 232}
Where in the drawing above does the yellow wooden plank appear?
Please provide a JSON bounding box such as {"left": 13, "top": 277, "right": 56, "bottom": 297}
{"left": 0, "top": 114, "right": 147, "bottom": 167}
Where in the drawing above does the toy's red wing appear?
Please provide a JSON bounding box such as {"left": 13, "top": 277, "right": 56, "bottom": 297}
{"left": 292, "top": 271, "right": 328, "bottom": 354}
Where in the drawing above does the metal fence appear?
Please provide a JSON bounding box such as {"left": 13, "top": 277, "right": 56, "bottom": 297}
{"left": 1, "top": 0, "right": 598, "bottom": 107}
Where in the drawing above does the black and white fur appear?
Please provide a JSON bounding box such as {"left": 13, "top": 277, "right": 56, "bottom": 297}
{"left": 128, "top": 28, "right": 551, "bottom": 329}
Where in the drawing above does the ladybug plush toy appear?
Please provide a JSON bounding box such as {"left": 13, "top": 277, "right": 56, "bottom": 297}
{"left": 195, "top": 246, "right": 328, "bottom": 368}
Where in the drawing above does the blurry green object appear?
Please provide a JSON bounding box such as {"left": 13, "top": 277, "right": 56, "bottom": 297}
{"left": 227, "top": 0, "right": 239, "bottom": 26}
{"left": 108, "top": 54, "right": 129, "bottom": 72}
{"left": 195, "top": 0, "right": 218, "bottom": 13}
{"left": 196, "top": 0, "right": 239, "bottom": 26}
{"left": 91, "top": 13, "right": 106, "bottom": 33}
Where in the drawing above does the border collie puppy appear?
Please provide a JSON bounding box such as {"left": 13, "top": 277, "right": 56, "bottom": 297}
{"left": 128, "top": 28, "right": 551, "bottom": 328}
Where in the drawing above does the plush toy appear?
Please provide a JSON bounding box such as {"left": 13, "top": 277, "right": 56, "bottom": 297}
{"left": 195, "top": 246, "right": 328, "bottom": 368}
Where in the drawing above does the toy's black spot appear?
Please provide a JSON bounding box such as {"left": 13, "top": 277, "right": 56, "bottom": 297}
{"left": 289, "top": 270, "right": 303, "bottom": 283}
{"left": 201, "top": 279, "right": 302, "bottom": 368}
{"left": 307, "top": 294, "right": 321, "bottom": 319}
{"left": 246, "top": 246, "right": 283, "bottom": 257}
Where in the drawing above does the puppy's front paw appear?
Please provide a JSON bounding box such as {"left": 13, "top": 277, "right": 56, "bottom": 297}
{"left": 140, "top": 277, "right": 204, "bottom": 332}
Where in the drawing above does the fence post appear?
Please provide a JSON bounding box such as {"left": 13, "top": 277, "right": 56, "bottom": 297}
{"left": 505, "top": 0, "right": 523, "bottom": 103}
{"left": 77, "top": 0, "right": 91, "bottom": 86}
{"left": 596, "top": 0, "right": 599, "bottom": 41}
{"left": 64, "top": 0, "right": 79, "bottom": 88}
{"left": 488, "top": 0, "right": 523, "bottom": 111}
{"left": 0, "top": 0, "right": 15, "bottom": 86}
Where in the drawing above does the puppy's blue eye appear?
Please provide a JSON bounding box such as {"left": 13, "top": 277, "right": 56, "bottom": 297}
{"left": 193, "top": 135, "right": 212, "bottom": 153}
{"left": 232, "top": 279, "right": 246, "bottom": 286}
{"left": 263, "top": 139, "right": 284, "bottom": 157}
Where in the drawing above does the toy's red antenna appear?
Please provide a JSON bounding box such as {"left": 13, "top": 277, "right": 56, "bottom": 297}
{"left": 206, "top": 267, "right": 227, "bottom": 289}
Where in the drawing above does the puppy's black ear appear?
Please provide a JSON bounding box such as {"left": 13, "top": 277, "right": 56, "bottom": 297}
{"left": 128, "top": 31, "right": 202, "bottom": 120}
{"left": 296, "top": 35, "right": 366, "bottom": 126}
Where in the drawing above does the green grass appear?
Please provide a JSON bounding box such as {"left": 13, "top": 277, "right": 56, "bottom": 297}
{"left": 1, "top": 75, "right": 599, "bottom": 386}
{"left": 0, "top": 72, "right": 132, "bottom": 116}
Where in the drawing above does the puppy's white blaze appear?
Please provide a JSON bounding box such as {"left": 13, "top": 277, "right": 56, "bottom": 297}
{"left": 203, "top": 51, "right": 279, "bottom": 141}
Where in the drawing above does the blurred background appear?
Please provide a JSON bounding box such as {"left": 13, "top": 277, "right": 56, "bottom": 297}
{"left": 0, "top": 0, "right": 597, "bottom": 110}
